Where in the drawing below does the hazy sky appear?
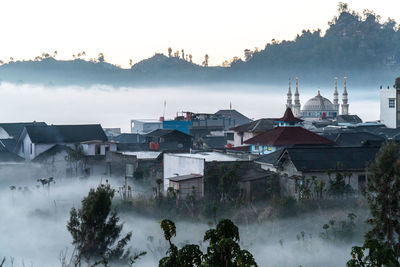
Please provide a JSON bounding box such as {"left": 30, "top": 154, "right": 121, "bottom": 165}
{"left": 1, "top": 0, "right": 399, "bottom": 67}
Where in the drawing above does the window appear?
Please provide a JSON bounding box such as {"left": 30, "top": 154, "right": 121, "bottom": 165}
{"left": 254, "top": 145, "right": 259, "bottom": 151}
{"left": 389, "top": 98, "right": 395, "bottom": 108}
{"left": 30, "top": 144, "right": 33, "bottom": 154}
{"left": 358, "top": 175, "right": 366, "bottom": 190}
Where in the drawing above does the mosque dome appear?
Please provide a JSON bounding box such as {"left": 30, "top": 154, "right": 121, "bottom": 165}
{"left": 302, "top": 91, "right": 336, "bottom": 111}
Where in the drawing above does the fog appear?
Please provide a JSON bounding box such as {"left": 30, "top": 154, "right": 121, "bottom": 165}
{"left": 0, "top": 165, "right": 367, "bottom": 267}
{"left": 0, "top": 82, "right": 373, "bottom": 266}
{"left": 0, "top": 82, "right": 379, "bottom": 132}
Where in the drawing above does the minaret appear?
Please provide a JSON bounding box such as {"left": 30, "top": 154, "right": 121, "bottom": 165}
{"left": 293, "top": 77, "right": 301, "bottom": 117}
{"left": 286, "top": 78, "right": 292, "bottom": 108}
{"left": 333, "top": 77, "right": 339, "bottom": 116}
{"left": 341, "top": 77, "right": 349, "bottom": 115}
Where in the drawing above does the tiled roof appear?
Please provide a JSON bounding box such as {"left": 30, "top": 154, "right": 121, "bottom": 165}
{"left": 0, "top": 122, "right": 47, "bottom": 139}
{"left": 146, "top": 129, "right": 192, "bottom": 138}
{"left": 276, "top": 108, "right": 303, "bottom": 122}
{"left": 25, "top": 124, "right": 107, "bottom": 144}
{"left": 283, "top": 146, "right": 380, "bottom": 172}
{"left": 231, "top": 118, "right": 276, "bottom": 133}
{"left": 215, "top": 109, "right": 252, "bottom": 125}
{"left": 244, "top": 126, "right": 335, "bottom": 146}
{"left": 110, "top": 133, "right": 145, "bottom": 143}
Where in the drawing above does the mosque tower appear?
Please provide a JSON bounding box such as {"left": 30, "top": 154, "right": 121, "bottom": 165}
{"left": 333, "top": 77, "right": 339, "bottom": 115}
{"left": 286, "top": 78, "right": 293, "bottom": 108}
{"left": 341, "top": 77, "right": 349, "bottom": 115}
{"left": 293, "top": 77, "right": 301, "bottom": 117}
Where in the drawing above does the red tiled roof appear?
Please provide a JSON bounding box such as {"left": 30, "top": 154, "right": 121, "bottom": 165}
{"left": 276, "top": 108, "right": 303, "bottom": 122}
{"left": 244, "top": 126, "right": 335, "bottom": 146}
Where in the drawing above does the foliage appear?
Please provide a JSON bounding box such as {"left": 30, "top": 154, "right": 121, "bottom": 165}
{"left": 204, "top": 162, "right": 240, "bottom": 202}
{"left": 159, "top": 219, "right": 203, "bottom": 267}
{"left": 67, "top": 184, "right": 144, "bottom": 265}
{"left": 327, "top": 170, "right": 354, "bottom": 198}
{"left": 320, "top": 213, "right": 358, "bottom": 242}
{"left": 64, "top": 146, "right": 85, "bottom": 176}
{"left": 203, "top": 219, "right": 258, "bottom": 267}
{"left": 346, "top": 238, "right": 398, "bottom": 267}
{"left": 363, "top": 141, "right": 400, "bottom": 257}
{"left": 158, "top": 218, "right": 257, "bottom": 267}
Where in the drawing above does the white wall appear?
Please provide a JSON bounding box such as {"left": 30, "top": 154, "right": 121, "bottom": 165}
{"left": 233, "top": 131, "right": 255, "bottom": 147}
{"left": 163, "top": 154, "right": 205, "bottom": 192}
{"left": 380, "top": 87, "right": 396, "bottom": 128}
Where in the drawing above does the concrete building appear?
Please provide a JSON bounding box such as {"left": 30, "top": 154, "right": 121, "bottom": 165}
{"left": 169, "top": 174, "right": 204, "bottom": 199}
{"left": 380, "top": 85, "right": 397, "bottom": 128}
{"left": 130, "top": 119, "right": 163, "bottom": 135}
{"left": 163, "top": 152, "right": 242, "bottom": 192}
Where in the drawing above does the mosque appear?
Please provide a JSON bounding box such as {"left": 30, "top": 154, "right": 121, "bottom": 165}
{"left": 286, "top": 77, "right": 349, "bottom": 120}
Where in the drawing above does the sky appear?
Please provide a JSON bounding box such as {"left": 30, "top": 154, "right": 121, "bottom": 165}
{"left": 0, "top": 0, "right": 399, "bottom": 67}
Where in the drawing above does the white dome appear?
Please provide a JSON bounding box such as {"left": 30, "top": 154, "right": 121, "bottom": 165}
{"left": 302, "top": 91, "right": 336, "bottom": 111}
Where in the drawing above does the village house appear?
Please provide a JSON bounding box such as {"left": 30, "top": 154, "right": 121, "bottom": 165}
{"left": 15, "top": 124, "right": 108, "bottom": 161}
{"left": 245, "top": 108, "right": 334, "bottom": 155}
{"left": 145, "top": 129, "right": 192, "bottom": 151}
{"left": 255, "top": 145, "right": 380, "bottom": 197}
{"left": 230, "top": 118, "right": 276, "bottom": 148}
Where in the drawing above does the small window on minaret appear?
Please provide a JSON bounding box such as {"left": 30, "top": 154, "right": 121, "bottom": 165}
{"left": 389, "top": 98, "right": 395, "bottom": 108}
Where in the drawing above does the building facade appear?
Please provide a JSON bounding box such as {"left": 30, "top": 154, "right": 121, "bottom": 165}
{"left": 380, "top": 86, "right": 397, "bottom": 128}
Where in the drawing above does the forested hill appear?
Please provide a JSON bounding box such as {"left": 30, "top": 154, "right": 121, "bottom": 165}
{"left": 0, "top": 4, "right": 399, "bottom": 87}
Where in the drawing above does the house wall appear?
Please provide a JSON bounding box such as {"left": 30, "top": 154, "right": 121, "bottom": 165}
{"left": 169, "top": 177, "right": 204, "bottom": 199}
{"left": 380, "top": 87, "right": 396, "bottom": 128}
{"left": 233, "top": 132, "right": 255, "bottom": 147}
{"left": 106, "top": 151, "right": 138, "bottom": 178}
{"left": 163, "top": 154, "right": 204, "bottom": 192}
{"left": 250, "top": 144, "right": 277, "bottom": 155}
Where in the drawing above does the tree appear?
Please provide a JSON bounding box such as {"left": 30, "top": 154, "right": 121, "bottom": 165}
{"left": 244, "top": 49, "right": 253, "bottom": 61}
{"left": 202, "top": 54, "right": 209, "bottom": 67}
{"left": 159, "top": 219, "right": 257, "bottom": 267}
{"left": 346, "top": 239, "right": 397, "bottom": 267}
{"left": 189, "top": 54, "right": 193, "bottom": 63}
{"left": 203, "top": 219, "right": 258, "bottom": 267}
{"left": 394, "top": 77, "right": 400, "bottom": 89}
{"left": 181, "top": 49, "right": 185, "bottom": 60}
{"left": 98, "top": 53, "right": 105, "bottom": 63}
{"left": 362, "top": 142, "right": 400, "bottom": 257}
{"left": 64, "top": 146, "right": 85, "bottom": 176}
{"left": 67, "top": 184, "right": 143, "bottom": 265}
{"left": 159, "top": 219, "right": 202, "bottom": 267}
{"left": 168, "top": 47, "right": 172, "bottom": 57}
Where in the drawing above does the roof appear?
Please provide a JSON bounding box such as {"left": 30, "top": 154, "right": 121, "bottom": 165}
{"left": 146, "top": 129, "right": 191, "bottom": 138}
{"left": 215, "top": 109, "right": 252, "bottom": 126}
{"left": 302, "top": 91, "right": 336, "bottom": 111}
{"left": 169, "top": 151, "right": 243, "bottom": 162}
{"left": 0, "top": 143, "right": 24, "bottom": 162}
{"left": 201, "top": 136, "right": 227, "bottom": 149}
{"left": 337, "top": 115, "right": 362, "bottom": 124}
{"left": 333, "top": 132, "right": 385, "bottom": 147}
{"left": 33, "top": 145, "right": 73, "bottom": 162}
{"left": 245, "top": 126, "right": 335, "bottom": 146}
{"left": 24, "top": 124, "right": 107, "bottom": 144}
{"left": 169, "top": 174, "right": 203, "bottom": 182}
{"left": 282, "top": 146, "right": 380, "bottom": 172}
{"left": 254, "top": 148, "right": 284, "bottom": 165}
{"left": 231, "top": 118, "right": 276, "bottom": 133}
{"left": 122, "top": 151, "right": 162, "bottom": 159}
{"left": 0, "top": 138, "right": 17, "bottom": 151}
{"left": 275, "top": 108, "right": 303, "bottom": 123}
{"left": 0, "top": 122, "right": 47, "bottom": 139}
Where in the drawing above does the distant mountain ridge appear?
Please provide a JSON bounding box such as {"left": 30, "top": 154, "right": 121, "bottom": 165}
{"left": 0, "top": 4, "right": 399, "bottom": 87}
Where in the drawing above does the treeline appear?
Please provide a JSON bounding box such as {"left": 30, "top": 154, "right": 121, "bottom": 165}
{"left": 0, "top": 2, "right": 399, "bottom": 86}
{"left": 232, "top": 3, "right": 400, "bottom": 71}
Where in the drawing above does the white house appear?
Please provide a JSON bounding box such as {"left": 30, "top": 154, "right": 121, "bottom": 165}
{"left": 380, "top": 86, "right": 397, "bottom": 128}
{"left": 16, "top": 124, "right": 108, "bottom": 161}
